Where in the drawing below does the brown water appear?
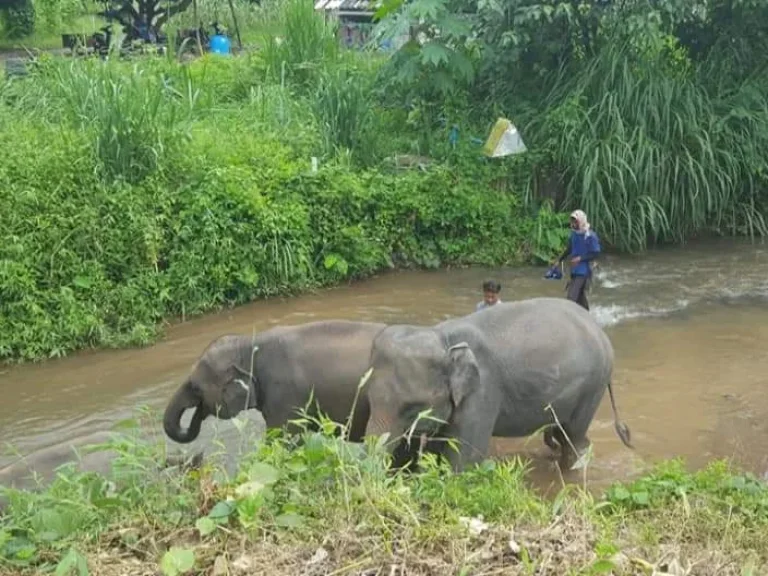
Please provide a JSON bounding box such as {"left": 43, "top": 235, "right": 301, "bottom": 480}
{"left": 2, "top": 237, "right": 768, "bottom": 495}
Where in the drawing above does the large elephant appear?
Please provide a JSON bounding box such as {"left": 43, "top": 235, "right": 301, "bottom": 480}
{"left": 362, "top": 297, "right": 633, "bottom": 472}
{"left": 163, "top": 320, "right": 387, "bottom": 444}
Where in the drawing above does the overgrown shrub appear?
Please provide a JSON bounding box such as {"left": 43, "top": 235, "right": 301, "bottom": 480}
{"left": 0, "top": 8, "right": 564, "bottom": 364}
{"left": 0, "top": 80, "right": 539, "bottom": 362}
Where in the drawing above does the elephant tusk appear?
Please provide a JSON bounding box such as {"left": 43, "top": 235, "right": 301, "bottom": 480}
{"left": 448, "top": 342, "right": 470, "bottom": 352}
{"left": 234, "top": 378, "right": 252, "bottom": 412}
{"left": 234, "top": 378, "right": 249, "bottom": 393}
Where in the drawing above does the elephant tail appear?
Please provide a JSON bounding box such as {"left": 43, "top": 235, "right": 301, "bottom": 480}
{"left": 607, "top": 379, "right": 633, "bottom": 449}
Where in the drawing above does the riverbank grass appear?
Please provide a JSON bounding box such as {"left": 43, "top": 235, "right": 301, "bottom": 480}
{"left": 1, "top": 409, "right": 766, "bottom": 575}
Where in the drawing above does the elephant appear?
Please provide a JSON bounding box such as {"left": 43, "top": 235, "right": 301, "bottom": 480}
{"left": 362, "top": 297, "right": 633, "bottom": 473}
{"left": 163, "top": 320, "right": 387, "bottom": 445}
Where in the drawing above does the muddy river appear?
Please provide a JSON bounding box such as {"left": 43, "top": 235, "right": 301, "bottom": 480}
{"left": 2, "top": 237, "right": 768, "bottom": 495}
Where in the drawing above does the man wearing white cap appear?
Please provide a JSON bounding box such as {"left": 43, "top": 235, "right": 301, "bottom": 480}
{"left": 553, "top": 209, "right": 601, "bottom": 310}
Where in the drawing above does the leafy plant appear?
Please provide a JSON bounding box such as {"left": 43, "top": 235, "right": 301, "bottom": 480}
{"left": 2, "top": 407, "right": 767, "bottom": 573}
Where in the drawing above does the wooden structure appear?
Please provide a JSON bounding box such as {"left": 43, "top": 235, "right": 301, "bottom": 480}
{"left": 313, "top": 0, "right": 406, "bottom": 50}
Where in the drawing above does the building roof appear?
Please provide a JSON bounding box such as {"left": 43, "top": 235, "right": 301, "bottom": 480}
{"left": 314, "top": 0, "right": 382, "bottom": 13}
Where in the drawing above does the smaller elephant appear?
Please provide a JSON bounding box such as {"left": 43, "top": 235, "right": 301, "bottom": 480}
{"left": 163, "top": 320, "right": 387, "bottom": 445}
{"left": 363, "top": 297, "right": 633, "bottom": 473}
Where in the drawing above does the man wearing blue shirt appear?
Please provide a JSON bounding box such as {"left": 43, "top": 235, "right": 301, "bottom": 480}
{"left": 554, "top": 209, "right": 601, "bottom": 311}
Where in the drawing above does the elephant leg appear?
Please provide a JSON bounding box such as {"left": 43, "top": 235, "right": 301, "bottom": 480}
{"left": 557, "top": 385, "right": 604, "bottom": 471}
{"left": 390, "top": 438, "right": 419, "bottom": 472}
{"left": 559, "top": 432, "right": 592, "bottom": 471}
{"left": 262, "top": 391, "right": 325, "bottom": 437}
{"left": 389, "top": 433, "right": 446, "bottom": 474}
{"left": 543, "top": 426, "right": 566, "bottom": 452}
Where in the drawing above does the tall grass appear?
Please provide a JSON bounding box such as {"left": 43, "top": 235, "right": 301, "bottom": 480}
{"left": 528, "top": 44, "right": 768, "bottom": 252}
{"left": 313, "top": 66, "right": 374, "bottom": 161}
{"left": 260, "top": 0, "right": 340, "bottom": 90}
{"left": 51, "top": 60, "right": 188, "bottom": 183}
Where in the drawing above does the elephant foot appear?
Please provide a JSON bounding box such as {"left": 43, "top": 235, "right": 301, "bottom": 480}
{"left": 544, "top": 427, "right": 566, "bottom": 453}
{"left": 558, "top": 437, "right": 591, "bottom": 472}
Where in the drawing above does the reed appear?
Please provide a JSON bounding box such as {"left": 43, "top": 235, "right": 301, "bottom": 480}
{"left": 522, "top": 44, "right": 768, "bottom": 252}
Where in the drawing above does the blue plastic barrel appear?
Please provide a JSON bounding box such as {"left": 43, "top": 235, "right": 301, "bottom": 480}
{"left": 209, "top": 34, "right": 231, "bottom": 55}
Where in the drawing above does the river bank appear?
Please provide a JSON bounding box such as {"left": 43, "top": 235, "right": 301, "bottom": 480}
{"left": 2, "top": 239, "right": 768, "bottom": 573}
{"left": 3, "top": 237, "right": 768, "bottom": 485}
{"left": 1, "top": 414, "right": 766, "bottom": 576}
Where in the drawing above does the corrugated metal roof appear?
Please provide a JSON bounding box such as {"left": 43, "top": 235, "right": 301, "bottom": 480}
{"left": 314, "top": 0, "right": 382, "bottom": 12}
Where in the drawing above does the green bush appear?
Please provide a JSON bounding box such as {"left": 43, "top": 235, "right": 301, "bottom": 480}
{"left": 0, "top": 103, "right": 537, "bottom": 363}
{"left": 0, "top": 15, "right": 567, "bottom": 364}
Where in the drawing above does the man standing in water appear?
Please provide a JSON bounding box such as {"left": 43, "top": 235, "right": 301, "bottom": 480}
{"left": 554, "top": 209, "right": 601, "bottom": 310}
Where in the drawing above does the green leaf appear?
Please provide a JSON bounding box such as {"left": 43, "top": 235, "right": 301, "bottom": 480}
{"left": 195, "top": 517, "right": 217, "bottom": 537}
{"left": 207, "top": 500, "right": 236, "bottom": 520}
{"left": 39, "top": 531, "right": 62, "bottom": 543}
{"left": 420, "top": 42, "right": 451, "bottom": 67}
{"left": 235, "top": 481, "right": 266, "bottom": 498}
{"left": 91, "top": 497, "right": 126, "bottom": 510}
{"left": 323, "top": 253, "right": 349, "bottom": 276}
{"left": 55, "top": 547, "right": 89, "bottom": 576}
{"left": 110, "top": 418, "right": 140, "bottom": 431}
{"left": 160, "top": 547, "right": 195, "bottom": 576}
{"left": 410, "top": 0, "right": 443, "bottom": 19}
{"left": 611, "top": 486, "right": 630, "bottom": 500}
{"left": 373, "top": 0, "right": 404, "bottom": 20}
{"left": 286, "top": 459, "right": 308, "bottom": 474}
{"left": 274, "top": 513, "right": 305, "bottom": 528}
{"left": 248, "top": 462, "right": 281, "bottom": 485}
{"left": 72, "top": 276, "right": 92, "bottom": 289}
{"left": 631, "top": 491, "right": 650, "bottom": 506}
{"left": 588, "top": 559, "right": 616, "bottom": 574}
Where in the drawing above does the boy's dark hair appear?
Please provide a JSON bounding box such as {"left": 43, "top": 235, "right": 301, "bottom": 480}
{"left": 482, "top": 279, "right": 501, "bottom": 293}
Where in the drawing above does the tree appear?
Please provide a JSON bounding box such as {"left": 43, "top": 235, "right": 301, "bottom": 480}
{"left": 98, "top": 0, "right": 194, "bottom": 42}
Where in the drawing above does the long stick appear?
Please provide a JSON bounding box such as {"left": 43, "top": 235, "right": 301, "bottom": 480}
{"left": 226, "top": 0, "right": 243, "bottom": 51}
{"left": 193, "top": 0, "right": 203, "bottom": 55}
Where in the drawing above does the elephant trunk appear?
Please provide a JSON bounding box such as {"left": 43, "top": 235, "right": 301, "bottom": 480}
{"left": 365, "top": 414, "right": 399, "bottom": 453}
{"left": 163, "top": 381, "right": 207, "bottom": 444}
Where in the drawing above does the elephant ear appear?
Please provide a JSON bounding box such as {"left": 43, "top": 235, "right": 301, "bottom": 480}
{"left": 446, "top": 342, "right": 480, "bottom": 408}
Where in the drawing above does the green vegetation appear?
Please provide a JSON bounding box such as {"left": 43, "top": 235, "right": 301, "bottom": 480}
{"left": 1, "top": 408, "right": 766, "bottom": 574}
{"left": 1, "top": 0, "right": 768, "bottom": 366}
{"left": 0, "top": 0, "right": 290, "bottom": 50}
{"left": 3, "top": 3, "right": 768, "bottom": 574}
{"left": 374, "top": 0, "right": 768, "bottom": 252}
{"left": 0, "top": 0, "right": 566, "bottom": 364}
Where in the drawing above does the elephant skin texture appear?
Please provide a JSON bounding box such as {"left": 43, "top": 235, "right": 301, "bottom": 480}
{"left": 162, "top": 320, "right": 387, "bottom": 445}
{"left": 363, "top": 297, "right": 633, "bottom": 473}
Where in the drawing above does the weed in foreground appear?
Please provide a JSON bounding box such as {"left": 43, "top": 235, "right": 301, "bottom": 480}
{"left": 1, "top": 403, "right": 767, "bottom": 575}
